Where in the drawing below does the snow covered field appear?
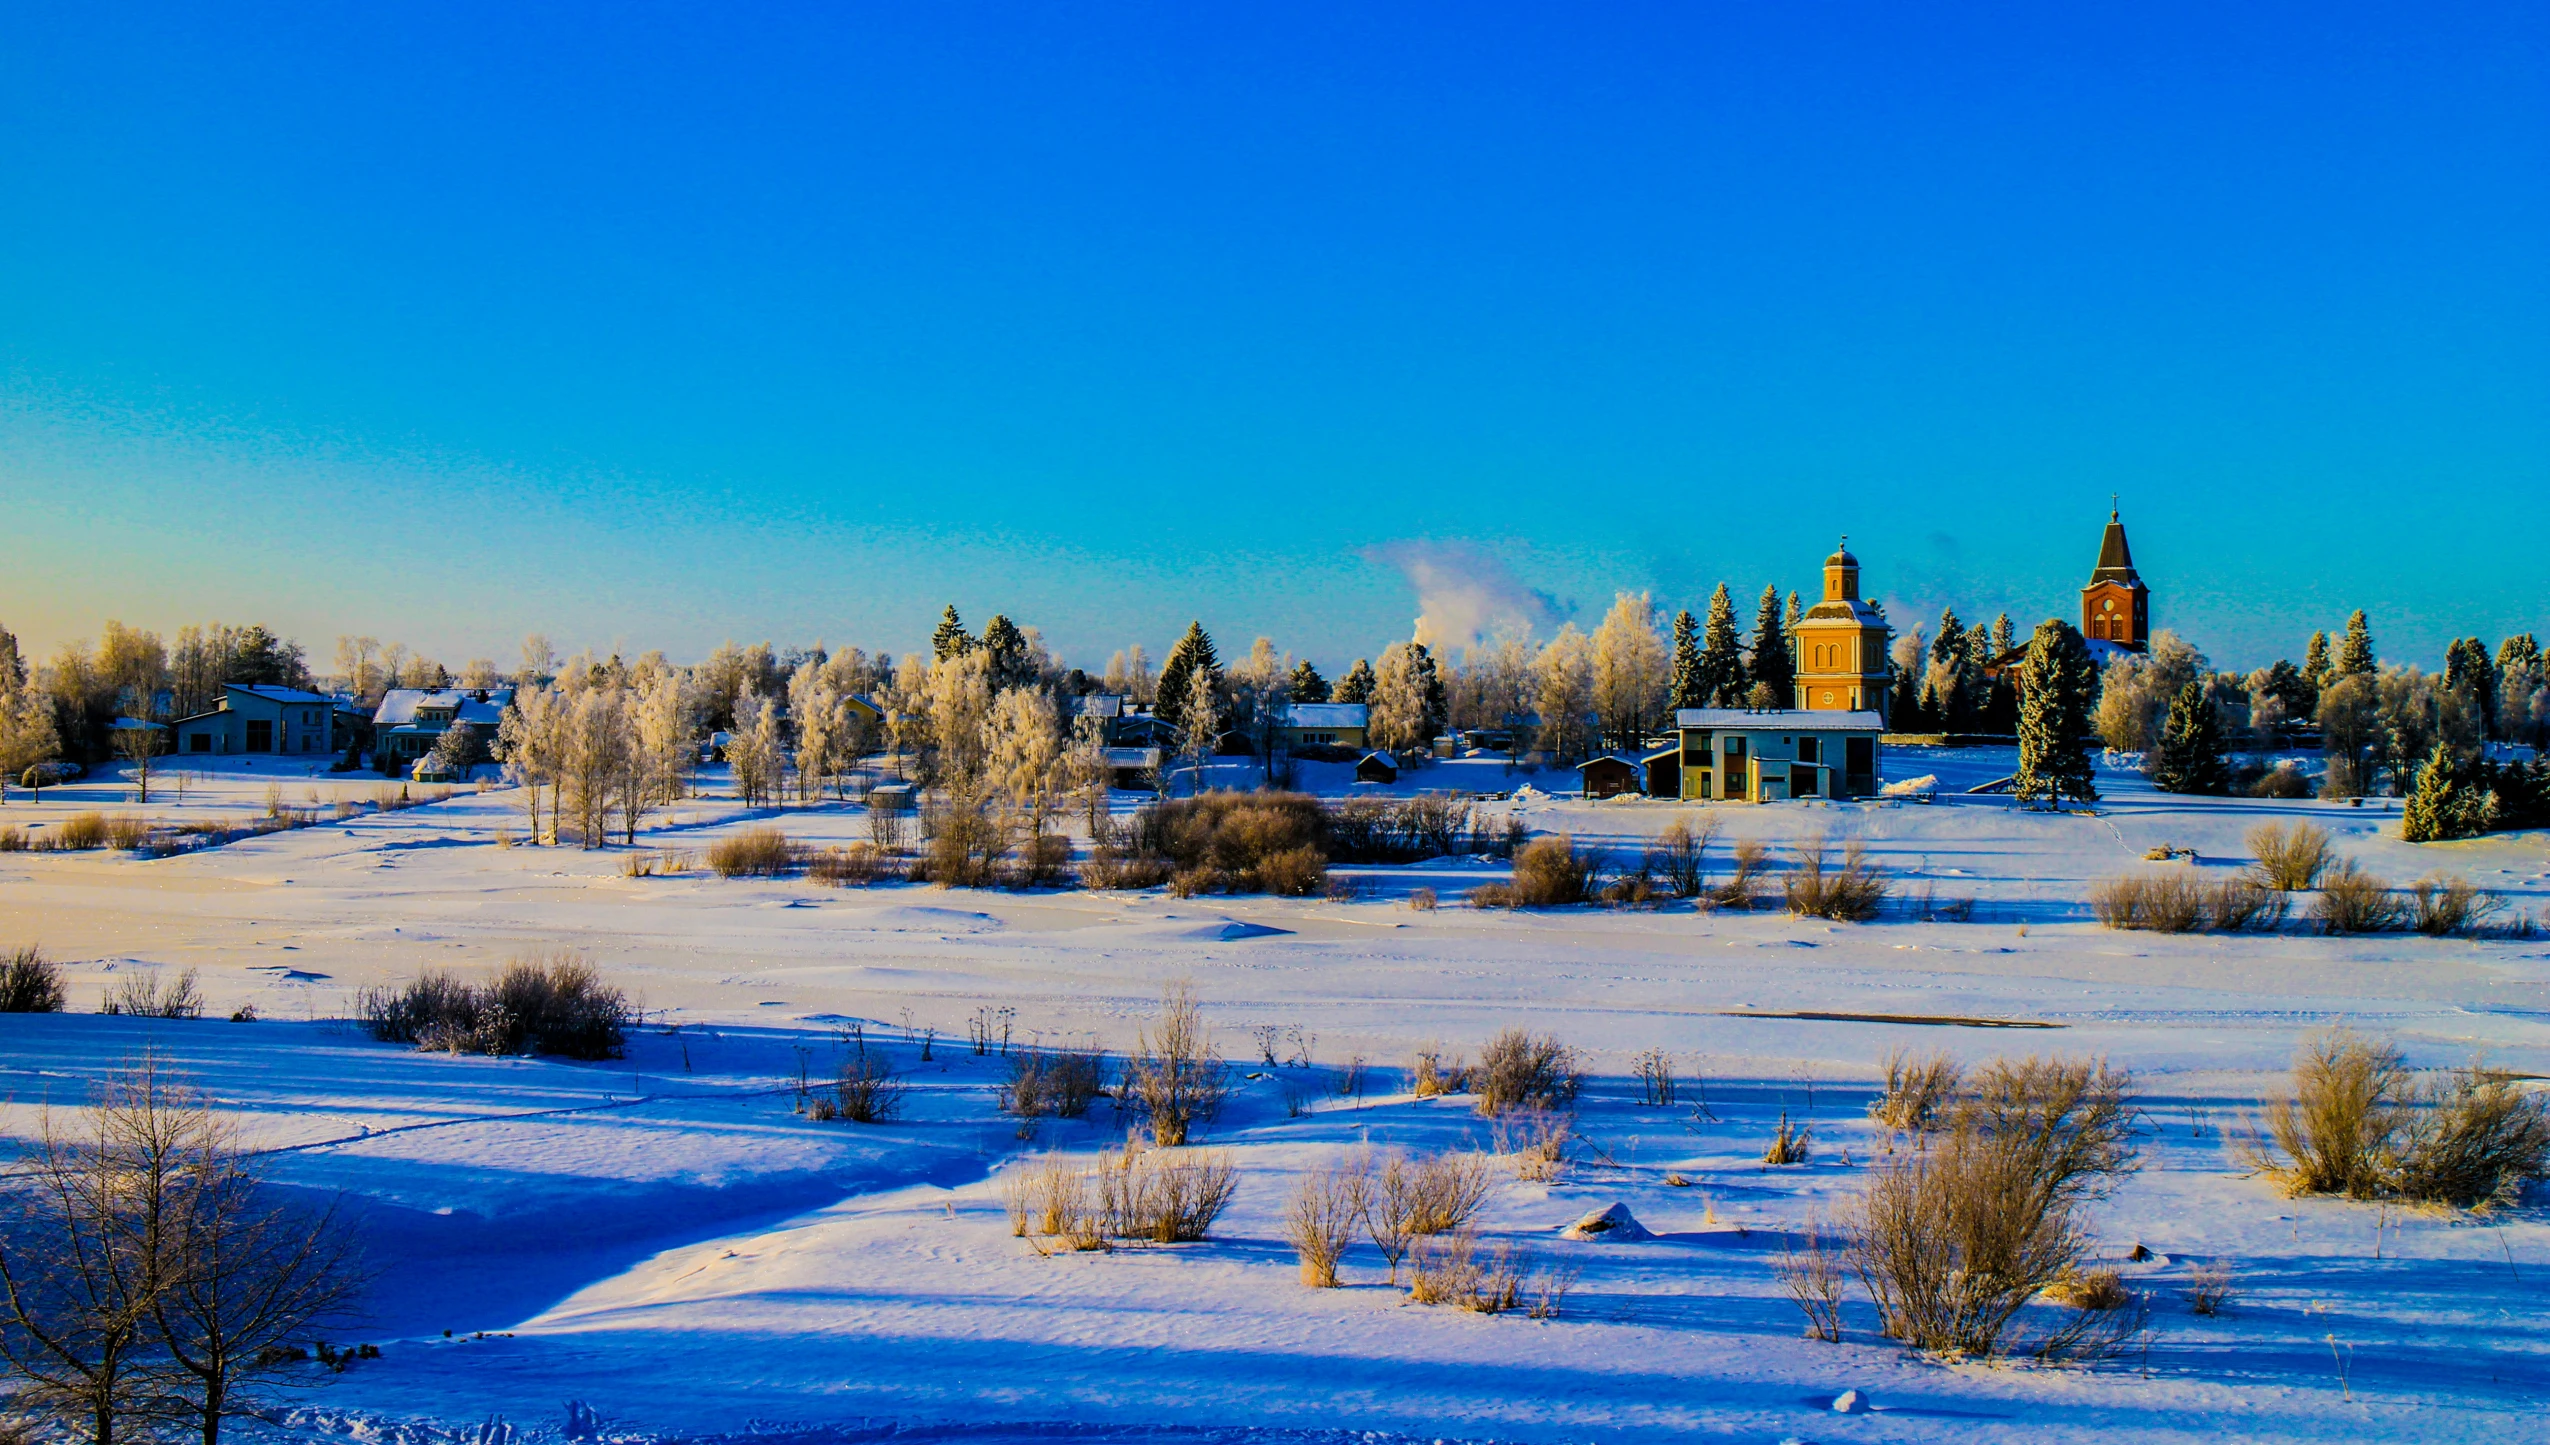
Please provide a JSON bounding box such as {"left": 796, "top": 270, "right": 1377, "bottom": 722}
{"left": 1, "top": 750, "right": 2545, "bottom": 1444}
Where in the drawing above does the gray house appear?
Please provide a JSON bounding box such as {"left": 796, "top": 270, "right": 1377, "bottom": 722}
{"left": 167, "top": 685, "right": 339, "bottom": 758}
{"left": 373, "top": 687, "right": 513, "bottom": 772}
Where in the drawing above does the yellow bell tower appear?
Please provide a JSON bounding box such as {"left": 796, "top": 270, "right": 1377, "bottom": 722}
{"left": 1790, "top": 537, "right": 1894, "bottom": 717}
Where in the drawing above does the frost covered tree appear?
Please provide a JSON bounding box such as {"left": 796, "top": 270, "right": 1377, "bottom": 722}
{"left": 1229, "top": 638, "right": 1294, "bottom": 779}
{"left": 1103, "top": 644, "right": 1155, "bottom": 704}
{"left": 2093, "top": 631, "right": 2207, "bottom": 754}
{"left": 1590, "top": 591, "right": 1667, "bottom": 748}
{"left": 2301, "top": 630, "right": 2332, "bottom": 695}
{"left": 0, "top": 621, "right": 23, "bottom": 691}
{"left": 2498, "top": 635, "right": 2548, "bottom": 750}
{"left": 1889, "top": 626, "right": 1929, "bottom": 731}
{"left": 2444, "top": 637, "right": 2498, "bottom": 741}
{"left": 499, "top": 686, "right": 571, "bottom": 842}
{"left": 1533, "top": 624, "right": 1594, "bottom": 762}
{"left": 931, "top": 605, "right": 974, "bottom": 663}
{"left": 986, "top": 685, "right": 1063, "bottom": 831}
{"left": 2014, "top": 620, "right": 2098, "bottom": 810}
{"left": 727, "top": 690, "right": 786, "bottom": 808}
{"left": 2335, "top": 610, "right": 2376, "bottom": 678}
{"left": 1287, "top": 659, "right": 1329, "bottom": 704}
{"left": 1063, "top": 712, "right": 1114, "bottom": 829}
{"left": 2149, "top": 680, "right": 2230, "bottom": 795}
{"left": 2316, "top": 672, "right": 2380, "bottom": 798}
{"left": 922, "top": 650, "right": 997, "bottom": 798}
{"left": 1371, "top": 641, "right": 1445, "bottom": 754}
{"left": 1668, "top": 609, "right": 1703, "bottom": 712}
{"left": 1333, "top": 658, "right": 1375, "bottom": 705}
{"left": 1696, "top": 584, "right": 1746, "bottom": 707}
{"left": 0, "top": 684, "right": 64, "bottom": 802}
{"left": 1175, "top": 662, "right": 1224, "bottom": 795}
{"left": 517, "top": 634, "right": 556, "bottom": 688}
{"left": 425, "top": 719, "right": 485, "bottom": 778}
{"left": 1154, "top": 622, "right": 1222, "bottom": 734}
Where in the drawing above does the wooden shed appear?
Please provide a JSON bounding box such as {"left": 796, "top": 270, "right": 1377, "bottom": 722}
{"left": 1576, "top": 754, "right": 1642, "bottom": 799}
{"left": 1354, "top": 751, "right": 1399, "bottom": 784}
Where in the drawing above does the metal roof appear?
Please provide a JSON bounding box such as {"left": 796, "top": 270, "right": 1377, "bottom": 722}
{"left": 1673, "top": 708, "right": 1886, "bottom": 730}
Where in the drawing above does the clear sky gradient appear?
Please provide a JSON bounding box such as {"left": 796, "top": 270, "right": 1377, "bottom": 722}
{"left": 3, "top": 3, "right": 2543, "bottom": 673}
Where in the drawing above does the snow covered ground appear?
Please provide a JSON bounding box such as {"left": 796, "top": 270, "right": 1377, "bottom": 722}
{"left": 1, "top": 750, "right": 2545, "bottom": 1444}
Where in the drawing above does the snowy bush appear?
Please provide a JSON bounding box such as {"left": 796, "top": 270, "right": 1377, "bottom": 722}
{"left": 1783, "top": 833, "right": 1886, "bottom": 921}
{"left": 2246, "top": 822, "right": 2332, "bottom": 891}
{"left": 707, "top": 826, "right": 797, "bottom": 878}
{"left": 1474, "top": 1028, "right": 1580, "bottom": 1116}
{"left": 358, "top": 952, "right": 629, "bottom": 1060}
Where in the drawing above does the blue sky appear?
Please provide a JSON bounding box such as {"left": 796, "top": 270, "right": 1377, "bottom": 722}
{"left": 2, "top": 3, "right": 2543, "bottom": 673}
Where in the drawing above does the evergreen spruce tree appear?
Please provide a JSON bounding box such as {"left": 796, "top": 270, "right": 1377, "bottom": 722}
{"left": 2444, "top": 637, "right": 2497, "bottom": 740}
{"left": 931, "top": 605, "right": 973, "bottom": 663}
{"left": 2150, "top": 680, "right": 2230, "bottom": 795}
{"left": 1748, "top": 585, "right": 1795, "bottom": 707}
{"left": 1698, "top": 584, "right": 1747, "bottom": 707}
{"left": 2014, "top": 620, "right": 2099, "bottom": 810}
{"left": 2335, "top": 611, "right": 2376, "bottom": 677}
{"left": 1413, "top": 643, "right": 1447, "bottom": 741}
{"left": 1989, "top": 613, "right": 2016, "bottom": 659}
{"left": 979, "top": 614, "right": 1030, "bottom": 688}
{"left": 2303, "top": 631, "right": 2333, "bottom": 693}
{"left": 1334, "top": 658, "right": 1376, "bottom": 705}
{"left": 1287, "top": 659, "right": 1330, "bottom": 704}
{"left": 1668, "top": 610, "right": 1705, "bottom": 711}
{"left": 1153, "top": 622, "right": 1221, "bottom": 732}
{"left": 2400, "top": 741, "right": 2498, "bottom": 842}
{"left": 1929, "top": 609, "right": 1973, "bottom": 731}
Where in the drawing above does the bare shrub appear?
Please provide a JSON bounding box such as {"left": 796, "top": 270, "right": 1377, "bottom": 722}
{"left": 2182, "top": 1261, "right": 2234, "bottom": 1316}
{"left": 1250, "top": 844, "right": 1328, "bottom": 897}
{"left": 808, "top": 843, "right": 899, "bottom": 886}
{"left": 2408, "top": 875, "right": 2503, "bottom": 937}
{"left": 1870, "top": 1048, "right": 1963, "bottom": 1133}
{"left": 0, "top": 945, "right": 66, "bottom": 1013}
{"left": 1285, "top": 1158, "right": 1372, "bottom": 1286}
{"left": 1785, "top": 833, "right": 1887, "bottom": 921}
{"left": 2247, "top": 822, "right": 2332, "bottom": 891}
{"left": 1474, "top": 1029, "right": 1581, "bottom": 1115}
{"left": 2249, "top": 1029, "right": 2410, "bottom": 1199}
{"left": 1406, "top": 886, "right": 1438, "bottom": 912}
{"left": 2392, "top": 1063, "right": 2550, "bottom": 1209}
{"left": 1129, "top": 981, "right": 1230, "bottom": 1146}
{"left": 2091, "top": 872, "right": 2203, "bottom": 932}
{"left": 357, "top": 953, "right": 629, "bottom": 1059}
{"left": 2250, "top": 764, "right": 2313, "bottom": 799}
{"left": 1762, "top": 1111, "right": 1812, "bottom": 1165}
{"left": 1778, "top": 1215, "right": 1847, "bottom": 1342}
{"left": 1079, "top": 847, "right": 1174, "bottom": 890}
{"left": 101, "top": 966, "right": 203, "bottom": 1020}
{"left": 1491, "top": 1109, "right": 1571, "bottom": 1181}
{"left": 104, "top": 814, "right": 151, "bottom": 851}
{"left": 55, "top": 812, "right": 108, "bottom": 850}
{"left": 1014, "top": 832, "right": 1073, "bottom": 888}
{"left": 1102, "top": 1144, "right": 1238, "bottom": 1242}
{"left": 2207, "top": 878, "right": 2288, "bottom": 933}
{"left": 924, "top": 806, "right": 1012, "bottom": 887}
{"left": 708, "top": 826, "right": 796, "bottom": 877}
{"left": 834, "top": 1048, "right": 906, "bottom": 1124}
{"left": 1651, "top": 814, "right": 1718, "bottom": 899}
{"left": 1633, "top": 1047, "right": 1676, "bottom": 1107}
{"left": 1491, "top": 835, "right": 1601, "bottom": 907}
{"left": 1713, "top": 837, "right": 1767, "bottom": 909}
{"left": 2314, "top": 860, "right": 2405, "bottom": 934}
{"left": 0, "top": 825, "right": 25, "bottom": 851}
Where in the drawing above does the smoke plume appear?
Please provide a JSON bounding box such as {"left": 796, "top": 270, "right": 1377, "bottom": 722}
{"left": 1362, "top": 539, "right": 1558, "bottom": 653}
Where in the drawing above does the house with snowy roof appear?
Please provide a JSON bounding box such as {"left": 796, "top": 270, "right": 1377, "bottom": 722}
{"left": 1652, "top": 708, "right": 1885, "bottom": 802}
{"left": 372, "top": 687, "right": 514, "bottom": 771}
{"left": 1281, "top": 702, "right": 1369, "bottom": 751}
{"left": 167, "top": 684, "right": 341, "bottom": 758}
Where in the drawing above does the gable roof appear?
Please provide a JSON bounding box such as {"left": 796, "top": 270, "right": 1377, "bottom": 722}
{"left": 1284, "top": 702, "right": 1369, "bottom": 728}
{"left": 228, "top": 683, "right": 333, "bottom": 705}
{"left": 375, "top": 687, "right": 515, "bottom": 728}
{"left": 1674, "top": 708, "right": 1886, "bottom": 730}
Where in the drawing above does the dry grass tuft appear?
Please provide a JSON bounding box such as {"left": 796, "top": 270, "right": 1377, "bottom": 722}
{"left": 53, "top": 812, "right": 109, "bottom": 850}
{"left": 1409, "top": 1047, "right": 1467, "bottom": 1099}
{"left": 1651, "top": 813, "right": 1719, "bottom": 899}
{"left": 1784, "top": 833, "right": 1887, "bottom": 921}
{"left": 104, "top": 814, "right": 152, "bottom": 850}
{"left": 2248, "top": 821, "right": 2333, "bottom": 891}
{"left": 1103, "top": 1142, "right": 1239, "bottom": 1243}
{"left": 358, "top": 951, "right": 631, "bottom": 1059}
{"left": 1406, "top": 886, "right": 1438, "bottom": 912}
{"left": 1778, "top": 1214, "right": 1848, "bottom": 1342}
{"left": 0, "top": 945, "right": 67, "bottom": 1013}
{"left": 1713, "top": 837, "right": 1768, "bottom": 910}
{"left": 1491, "top": 1109, "right": 1572, "bottom": 1181}
{"left": 2182, "top": 1261, "right": 2235, "bottom": 1316}
{"left": 2043, "top": 1267, "right": 2133, "bottom": 1312}
{"left": 2091, "top": 872, "right": 2205, "bottom": 932}
{"left": 808, "top": 842, "right": 900, "bottom": 886}
{"left": 1762, "top": 1111, "right": 1813, "bottom": 1165}
{"left": 709, "top": 825, "right": 798, "bottom": 877}
{"left": 1128, "top": 981, "right": 1230, "bottom": 1147}
{"left": 1474, "top": 1028, "right": 1581, "bottom": 1115}
{"left": 834, "top": 1048, "right": 907, "bottom": 1124}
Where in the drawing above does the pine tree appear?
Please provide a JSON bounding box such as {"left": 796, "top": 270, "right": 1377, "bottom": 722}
{"left": 2150, "top": 680, "right": 2230, "bottom": 795}
{"left": 2015, "top": 620, "right": 2099, "bottom": 810}
{"left": 1334, "top": 658, "right": 1376, "bottom": 705}
{"left": 2444, "top": 637, "right": 2496, "bottom": 740}
{"left": 2401, "top": 741, "right": 2499, "bottom": 842}
{"left": 1698, "top": 584, "right": 1747, "bottom": 707}
{"left": 2335, "top": 611, "right": 2375, "bottom": 678}
{"left": 1288, "top": 659, "right": 1330, "bottom": 704}
{"left": 1784, "top": 591, "right": 1803, "bottom": 642}
{"left": 931, "top": 605, "right": 973, "bottom": 663}
{"left": 1153, "top": 622, "right": 1221, "bottom": 732}
{"left": 1748, "top": 585, "right": 1794, "bottom": 707}
{"left": 2302, "top": 631, "right": 2332, "bottom": 693}
{"left": 979, "top": 614, "right": 1031, "bottom": 689}
{"left": 1668, "top": 611, "right": 1704, "bottom": 711}
{"left": 1989, "top": 613, "right": 2015, "bottom": 659}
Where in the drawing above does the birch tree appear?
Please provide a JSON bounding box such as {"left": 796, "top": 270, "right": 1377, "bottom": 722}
{"left": 1590, "top": 591, "right": 1667, "bottom": 748}
{"left": 1534, "top": 624, "right": 1595, "bottom": 762}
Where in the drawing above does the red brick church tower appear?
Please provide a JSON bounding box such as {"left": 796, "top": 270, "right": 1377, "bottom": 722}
{"left": 2080, "top": 504, "right": 2149, "bottom": 651}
